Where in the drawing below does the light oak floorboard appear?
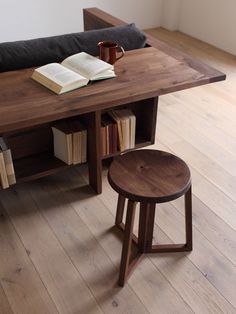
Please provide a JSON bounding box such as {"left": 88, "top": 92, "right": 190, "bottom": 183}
{"left": 56, "top": 168, "right": 192, "bottom": 314}
{"left": 0, "top": 202, "right": 58, "bottom": 314}
{"left": 96, "top": 168, "right": 236, "bottom": 314}
{"left": 0, "top": 187, "right": 103, "bottom": 314}
{"left": 157, "top": 122, "right": 236, "bottom": 203}
{"left": 0, "top": 283, "right": 14, "bottom": 314}
{"left": 29, "top": 177, "right": 151, "bottom": 314}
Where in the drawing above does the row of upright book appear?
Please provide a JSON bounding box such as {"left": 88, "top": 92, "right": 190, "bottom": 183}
{"left": 0, "top": 138, "right": 16, "bottom": 189}
{"left": 52, "top": 109, "right": 136, "bottom": 165}
{"left": 101, "top": 109, "right": 136, "bottom": 156}
{"left": 52, "top": 120, "right": 87, "bottom": 165}
{"left": 0, "top": 109, "right": 136, "bottom": 189}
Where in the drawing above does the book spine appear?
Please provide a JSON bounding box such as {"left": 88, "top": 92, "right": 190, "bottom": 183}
{"left": 109, "top": 111, "right": 124, "bottom": 152}
{"left": 130, "top": 115, "right": 136, "bottom": 149}
{"left": 66, "top": 134, "right": 73, "bottom": 165}
{"left": 0, "top": 152, "right": 9, "bottom": 189}
{"left": 113, "top": 123, "right": 118, "bottom": 154}
{"left": 73, "top": 132, "right": 82, "bottom": 165}
{"left": 108, "top": 124, "right": 113, "bottom": 155}
{"left": 120, "top": 118, "right": 128, "bottom": 151}
{"left": 78, "top": 132, "right": 82, "bottom": 164}
{"left": 81, "top": 130, "right": 87, "bottom": 163}
{"left": 3, "top": 149, "right": 16, "bottom": 185}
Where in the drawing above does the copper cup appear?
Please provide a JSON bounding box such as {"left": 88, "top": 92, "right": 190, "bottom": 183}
{"left": 98, "top": 41, "right": 125, "bottom": 65}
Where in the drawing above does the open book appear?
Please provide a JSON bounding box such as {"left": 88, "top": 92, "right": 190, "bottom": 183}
{"left": 32, "top": 52, "right": 116, "bottom": 94}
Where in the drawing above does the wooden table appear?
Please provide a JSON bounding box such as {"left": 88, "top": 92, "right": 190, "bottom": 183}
{"left": 0, "top": 8, "right": 226, "bottom": 193}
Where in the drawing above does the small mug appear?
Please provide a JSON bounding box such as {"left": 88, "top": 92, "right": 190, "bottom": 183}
{"left": 98, "top": 41, "right": 125, "bottom": 65}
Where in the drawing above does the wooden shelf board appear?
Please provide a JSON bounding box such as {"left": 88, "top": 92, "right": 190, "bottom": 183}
{"left": 14, "top": 152, "right": 70, "bottom": 183}
{"left": 102, "top": 138, "right": 152, "bottom": 160}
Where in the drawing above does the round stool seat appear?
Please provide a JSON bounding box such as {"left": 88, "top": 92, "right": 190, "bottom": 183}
{"left": 108, "top": 149, "right": 191, "bottom": 203}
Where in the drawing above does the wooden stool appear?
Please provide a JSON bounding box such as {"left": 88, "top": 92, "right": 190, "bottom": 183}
{"left": 108, "top": 149, "right": 192, "bottom": 286}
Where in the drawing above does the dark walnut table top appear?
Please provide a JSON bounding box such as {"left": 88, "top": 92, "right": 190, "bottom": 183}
{"left": 0, "top": 47, "right": 225, "bottom": 133}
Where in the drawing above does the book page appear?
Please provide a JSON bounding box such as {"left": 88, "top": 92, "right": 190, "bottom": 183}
{"left": 35, "top": 63, "right": 87, "bottom": 87}
{"left": 62, "top": 52, "right": 114, "bottom": 80}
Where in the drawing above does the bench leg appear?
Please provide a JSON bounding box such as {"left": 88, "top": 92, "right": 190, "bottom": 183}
{"left": 185, "top": 185, "right": 193, "bottom": 251}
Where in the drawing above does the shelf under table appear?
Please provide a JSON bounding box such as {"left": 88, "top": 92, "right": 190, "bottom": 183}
{"left": 14, "top": 152, "right": 69, "bottom": 183}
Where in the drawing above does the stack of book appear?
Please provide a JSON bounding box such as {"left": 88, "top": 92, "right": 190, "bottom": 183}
{"left": 109, "top": 109, "right": 136, "bottom": 152}
{"left": 101, "top": 109, "right": 136, "bottom": 156}
{"left": 0, "top": 138, "right": 16, "bottom": 189}
{"left": 52, "top": 120, "right": 87, "bottom": 165}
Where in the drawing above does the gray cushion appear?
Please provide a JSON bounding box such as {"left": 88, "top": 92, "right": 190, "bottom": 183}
{"left": 0, "top": 23, "right": 146, "bottom": 72}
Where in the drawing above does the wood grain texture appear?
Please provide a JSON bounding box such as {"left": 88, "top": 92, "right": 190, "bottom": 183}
{"left": 0, "top": 203, "right": 57, "bottom": 314}
{"left": 83, "top": 7, "right": 126, "bottom": 31}
{"left": 14, "top": 152, "right": 69, "bottom": 183}
{"left": 0, "top": 48, "right": 225, "bottom": 134}
{"left": 108, "top": 149, "right": 191, "bottom": 202}
{"left": 0, "top": 187, "right": 102, "bottom": 314}
{"left": 86, "top": 111, "right": 102, "bottom": 194}
{"left": 28, "top": 178, "right": 149, "bottom": 314}
{"left": 0, "top": 284, "right": 14, "bottom": 314}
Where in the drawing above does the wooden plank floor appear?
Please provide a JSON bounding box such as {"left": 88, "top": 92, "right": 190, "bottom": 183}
{"left": 0, "top": 28, "right": 236, "bottom": 314}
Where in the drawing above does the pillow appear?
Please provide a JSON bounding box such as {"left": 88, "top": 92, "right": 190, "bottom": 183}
{"left": 0, "top": 24, "right": 146, "bottom": 72}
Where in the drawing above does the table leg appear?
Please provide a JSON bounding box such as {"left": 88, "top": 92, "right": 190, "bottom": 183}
{"left": 87, "top": 111, "right": 102, "bottom": 194}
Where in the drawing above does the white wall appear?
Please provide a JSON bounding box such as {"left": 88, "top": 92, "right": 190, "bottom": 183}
{"left": 0, "top": 0, "right": 163, "bottom": 42}
{"left": 2, "top": 0, "right": 235, "bottom": 55}
{"left": 178, "top": 0, "right": 236, "bottom": 55}
{"left": 161, "top": 0, "right": 182, "bottom": 31}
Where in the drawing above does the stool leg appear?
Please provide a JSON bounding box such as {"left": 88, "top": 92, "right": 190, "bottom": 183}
{"left": 146, "top": 203, "right": 156, "bottom": 252}
{"left": 138, "top": 203, "right": 156, "bottom": 253}
{"left": 138, "top": 203, "right": 150, "bottom": 253}
{"left": 149, "top": 186, "right": 193, "bottom": 253}
{"left": 185, "top": 185, "right": 193, "bottom": 251}
{"left": 115, "top": 194, "right": 125, "bottom": 226}
{"left": 119, "top": 200, "right": 136, "bottom": 286}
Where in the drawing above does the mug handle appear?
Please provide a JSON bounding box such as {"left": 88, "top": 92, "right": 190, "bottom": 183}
{"left": 116, "top": 45, "right": 125, "bottom": 61}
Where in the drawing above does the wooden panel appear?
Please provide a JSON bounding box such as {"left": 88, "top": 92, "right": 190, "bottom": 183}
{"left": 102, "top": 139, "right": 152, "bottom": 160}
{"left": 0, "top": 47, "right": 225, "bottom": 134}
{"left": 85, "top": 111, "right": 102, "bottom": 194}
{"left": 5, "top": 125, "right": 52, "bottom": 160}
{"left": 128, "top": 97, "right": 159, "bottom": 144}
{"left": 83, "top": 7, "right": 126, "bottom": 31}
{"left": 14, "top": 152, "right": 69, "bottom": 183}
